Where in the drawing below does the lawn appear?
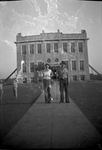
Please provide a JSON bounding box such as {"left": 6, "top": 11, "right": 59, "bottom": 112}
{"left": 0, "top": 80, "right": 102, "bottom": 145}
{"left": 0, "top": 83, "right": 42, "bottom": 142}
{"left": 69, "top": 81, "right": 102, "bottom": 136}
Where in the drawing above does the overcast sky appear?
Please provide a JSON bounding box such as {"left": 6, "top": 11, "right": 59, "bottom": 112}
{"left": 0, "top": 0, "right": 102, "bottom": 79}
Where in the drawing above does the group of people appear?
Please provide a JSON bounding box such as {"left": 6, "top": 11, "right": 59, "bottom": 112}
{"left": 0, "top": 61, "right": 70, "bottom": 103}
{"left": 42, "top": 61, "right": 70, "bottom": 103}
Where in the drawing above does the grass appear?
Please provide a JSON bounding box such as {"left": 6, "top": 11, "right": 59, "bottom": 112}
{"left": 0, "top": 80, "right": 102, "bottom": 146}
{"left": 69, "top": 81, "right": 102, "bottom": 136}
{"left": 0, "top": 83, "right": 42, "bottom": 141}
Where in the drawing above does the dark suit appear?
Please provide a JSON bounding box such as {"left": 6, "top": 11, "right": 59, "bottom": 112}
{"left": 58, "top": 67, "right": 69, "bottom": 103}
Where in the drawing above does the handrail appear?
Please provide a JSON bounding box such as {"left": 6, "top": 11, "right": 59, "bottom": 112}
{"left": 89, "top": 64, "right": 102, "bottom": 77}
{"left": 4, "top": 68, "right": 17, "bottom": 82}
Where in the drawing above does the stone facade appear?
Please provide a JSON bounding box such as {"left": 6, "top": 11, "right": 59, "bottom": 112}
{"left": 15, "top": 29, "right": 90, "bottom": 83}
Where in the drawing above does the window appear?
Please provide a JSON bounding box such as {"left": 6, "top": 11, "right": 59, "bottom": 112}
{"left": 46, "top": 43, "right": 51, "bottom": 53}
{"left": 22, "top": 45, "right": 26, "bottom": 55}
{"left": 23, "top": 77, "right": 27, "bottom": 83}
{"left": 71, "top": 42, "right": 75, "bottom": 52}
{"left": 80, "top": 75, "right": 85, "bottom": 81}
{"left": 37, "top": 44, "right": 42, "bottom": 54}
{"left": 23, "top": 63, "right": 26, "bottom": 73}
{"left": 55, "top": 58, "right": 59, "bottom": 62}
{"left": 78, "top": 42, "right": 83, "bottom": 52}
{"left": 30, "top": 44, "right": 34, "bottom": 54}
{"left": 72, "top": 60, "right": 76, "bottom": 71}
{"left": 63, "top": 42, "right": 67, "bottom": 52}
{"left": 54, "top": 43, "right": 58, "bottom": 53}
{"left": 30, "top": 62, "right": 35, "bottom": 72}
{"left": 80, "top": 60, "right": 84, "bottom": 71}
{"left": 73, "top": 75, "right": 77, "bottom": 81}
{"left": 31, "top": 77, "right": 34, "bottom": 83}
{"left": 38, "top": 62, "right": 43, "bottom": 70}
{"left": 47, "top": 58, "right": 51, "bottom": 63}
{"left": 38, "top": 62, "right": 42, "bottom": 67}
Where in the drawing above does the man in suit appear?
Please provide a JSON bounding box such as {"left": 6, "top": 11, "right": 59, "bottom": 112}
{"left": 58, "top": 61, "right": 70, "bottom": 103}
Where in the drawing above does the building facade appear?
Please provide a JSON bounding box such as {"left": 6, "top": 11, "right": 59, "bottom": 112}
{"left": 15, "top": 29, "right": 90, "bottom": 83}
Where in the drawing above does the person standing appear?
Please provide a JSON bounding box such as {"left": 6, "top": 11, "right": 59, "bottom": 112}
{"left": 58, "top": 61, "right": 70, "bottom": 103}
{"left": 12, "top": 78, "right": 18, "bottom": 99}
{"left": 42, "top": 64, "right": 53, "bottom": 103}
{"left": 0, "top": 80, "right": 3, "bottom": 100}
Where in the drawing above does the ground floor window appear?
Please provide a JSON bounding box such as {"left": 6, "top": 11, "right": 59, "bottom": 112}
{"left": 30, "top": 62, "right": 35, "bottom": 72}
{"left": 30, "top": 77, "right": 34, "bottom": 83}
{"left": 80, "top": 75, "right": 85, "bottom": 81}
{"left": 23, "top": 77, "right": 27, "bottom": 83}
{"left": 73, "top": 75, "right": 77, "bottom": 81}
{"left": 72, "top": 60, "right": 76, "bottom": 71}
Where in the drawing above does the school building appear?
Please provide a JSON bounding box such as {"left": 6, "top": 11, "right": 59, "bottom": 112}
{"left": 15, "top": 29, "right": 90, "bottom": 83}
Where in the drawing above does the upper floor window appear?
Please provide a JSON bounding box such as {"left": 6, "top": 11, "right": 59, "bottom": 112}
{"left": 46, "top": 43, "right": 51, "bottom": 53}
{"left": 78, "top": 42, "right": 83, "bottom": 52}
{"left": 30, "top": 62, "right": 35, "bottom": 72}
{"left": 22, "top": 45, "right": 26, "bottom": 55}
{"left": 63, "top": 42, "right": 67, "bottom": 52}
{"left": 30, "top": 44, "right": 34, "bottom": 54}
{"left": 71, "top": 42, "right": 75, "bottom": 53}
{"left": 37, "top": 44, "right": 42, "bottom": 54}
{"left": 72, "top": 60, "right": 76, "bottom": 71}
{"left": 38, "top": 62, "right": 43, "bottom": 70}
{"left": 54, "top": 43, "right": 58, "bottom": 53}
{"left": 80, "top": 60, "right": 84, "bottom": 71}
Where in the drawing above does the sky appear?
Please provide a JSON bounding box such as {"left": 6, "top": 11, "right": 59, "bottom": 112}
{"left": 0, "top": 0, "right": 102, "bottom": 79}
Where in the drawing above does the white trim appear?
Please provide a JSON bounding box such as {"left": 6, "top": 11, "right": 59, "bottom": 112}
{"left": 68, "top": 42, "right": 71, "bottom": 53}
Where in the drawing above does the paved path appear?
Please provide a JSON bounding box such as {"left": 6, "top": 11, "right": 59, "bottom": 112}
{"left": 1, "top": 81, "right": 102, "bottom": 149}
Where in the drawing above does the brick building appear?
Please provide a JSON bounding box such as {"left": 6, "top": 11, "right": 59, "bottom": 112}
{"left": 15, "top": 29, "right": 90, "bottom": 83}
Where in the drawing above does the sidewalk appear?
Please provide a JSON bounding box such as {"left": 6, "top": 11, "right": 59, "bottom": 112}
{"left": 1, "top": 81, "right": 102, "bottom": 149}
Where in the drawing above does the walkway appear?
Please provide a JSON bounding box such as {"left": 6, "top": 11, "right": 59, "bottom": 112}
{"left": 1, "top": 81, "right": 102, "bottom": 149}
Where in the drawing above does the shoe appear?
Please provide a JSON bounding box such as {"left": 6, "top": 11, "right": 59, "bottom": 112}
{"left": 59, "top": 101, "right": 64, "bottom": 103}
{"left": 47, "top": 101, "right": 51, "bottom": 103}
{"left": 66, "top": 101, "right": 70, "bottom": 103}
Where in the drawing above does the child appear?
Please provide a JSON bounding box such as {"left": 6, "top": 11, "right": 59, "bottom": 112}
{"left": 12, "top": 79, "right": 18, "bottom": 99}
{"left": 0, "top": 80, "right": 3, "bottom": 100}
